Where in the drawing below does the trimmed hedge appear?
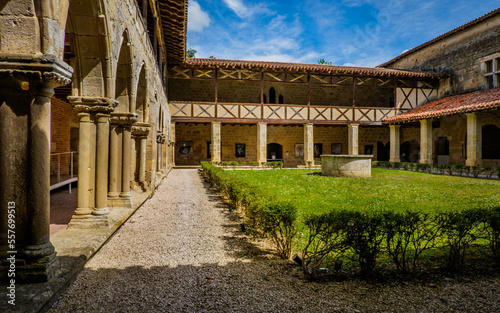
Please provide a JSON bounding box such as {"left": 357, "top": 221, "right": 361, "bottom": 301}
{"left": 373, "top": 161, "right": 500, "bottom": 179}
{"left": 201, "top": 162, "right": 500, "bottom": 280}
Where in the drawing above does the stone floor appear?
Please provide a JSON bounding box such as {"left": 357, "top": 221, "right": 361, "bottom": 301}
{"left": 49, "top": 185, "right": 78, "bottom": 235}
{"left": 0, "top": 178, "right": 160, "bottom": 313}
{"left": 46, "top": 169, "right": 500, "bottom": 313}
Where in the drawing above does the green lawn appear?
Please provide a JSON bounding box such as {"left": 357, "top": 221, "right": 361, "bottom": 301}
{"left": 223, "top": 168, "right": 500, "bottom": 219}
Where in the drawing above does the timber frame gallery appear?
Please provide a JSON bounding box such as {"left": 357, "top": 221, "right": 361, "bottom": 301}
{"left": 0, "top": 0, "right": 499, "bottom": 282}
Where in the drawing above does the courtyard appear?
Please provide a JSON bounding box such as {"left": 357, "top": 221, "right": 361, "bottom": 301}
{"left": 47, "top": 169, "right": 500, "bottom": 312}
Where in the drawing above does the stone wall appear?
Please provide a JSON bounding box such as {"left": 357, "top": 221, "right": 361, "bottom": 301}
{"left": 174, "top": 122, "right": 391, "bottom": 166}
{"left": 169, "top": 78, "right": 215, "bottom": 102}
{"left": 175, "top": 123, "right": 211, "bottom": 165}
{"left": 384, "top": 13, "right": 500, "bottom": 96}
{"left": 50, "top": 97, "right": 80, "bottom": 175}
{"left": 219, "top": 80, "right": 261, "bottom": 103}
{"left": 397, "top": 111, "right": 500, "bottom": 166}
{"left": 310, "top": 85, "right": 352, "bottom": 107}
{"left": 221, "top": 124, "right": 258, "bottom": 162}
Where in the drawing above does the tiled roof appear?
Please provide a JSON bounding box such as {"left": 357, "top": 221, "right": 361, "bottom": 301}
{"left": 380, "top": 8, "right": 500, "bottom": 67}
{"left": 159, "top": 0, "right": 188, "bottom": 65}
{"left": 185, "top": 58, "right": 445, "bottom": 79}
{"left": 383, "top": 88, "right": 500, "bottom": 124}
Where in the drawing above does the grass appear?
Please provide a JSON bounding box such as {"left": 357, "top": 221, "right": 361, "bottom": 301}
{"left": 223, "top": 168, "right": 500, "bottom": 220}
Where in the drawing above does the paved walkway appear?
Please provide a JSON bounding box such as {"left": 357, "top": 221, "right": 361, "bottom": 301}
{"left": 48, "top": 169, "right": 500, "bottom": 313}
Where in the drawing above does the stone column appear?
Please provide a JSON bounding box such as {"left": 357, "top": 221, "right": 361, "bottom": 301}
{"left": 109, "top": 112, "right": 137, "bottom": 207}
{"left": 420, "top": 119, "right": 433, "bottom": 164}
{"left": 120, "top": 124, "right": 133, "bottom": 206}
{"left": 108, "top": 124, "right": 121, "bottom": 199}
{"left": 304, "top": 123, "right": 314, "bottom": 164}
{"left": 170, "top": 122, "right": 176, "bottom": 166}
{"left": 466, "top": 112, "right": 482, "bottom": 166}
{"left": 132, "top": 123, "right": 151, "bottom": 191}
{"left": 257, "top": 122, "right": 267, "bottom": 164}
{"left": 69, "top": 97, "right": 117, "bottom": 227}
{"left": 0, "top": 57, "right": 72, "bottom": 282}
{"left": 94, "top": 114, "right": 110, "bottom": 216}
{"left": 348, "top": 124, "right": 359, "bottom": 155}
{"left": 389, "top": 125, "right": 401, "bottom": 162}
{"left": 211, "top": 122, "right": 222, "bottom": 163}
{"left": 74, "top": 113, "right": 94, "bottom": 215}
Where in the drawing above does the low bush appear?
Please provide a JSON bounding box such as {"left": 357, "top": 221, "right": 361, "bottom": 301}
{"left": 202, "top": 163, "right": 500, "bottom": 279}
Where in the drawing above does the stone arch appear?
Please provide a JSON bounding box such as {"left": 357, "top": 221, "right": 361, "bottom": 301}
{"left": 64, "top": 0, "right": 112, "bottom": 97}
{"left": 401, "top": 140, "right": 420, "bottom": 163}
{"left": 135, "top": 64, "right": 148, "bottom": 123}
{"left": 377, "top": 141, "right": 390, "bottom": 161}
{"left": 267, "top": 143, "right": 283, "bottom": 160}
{"left": 115, "top": 30, "right": 134, "bottom": 112}
{"left": 482, "top": 124, "right": 500, "bottom": 159}
{"left": 269, "top": 87, "right": 276, "bottom": 104}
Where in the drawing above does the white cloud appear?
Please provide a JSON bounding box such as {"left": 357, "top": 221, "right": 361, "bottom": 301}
{"left": 222, "top": 0, "right": 270, "bottom": 19}
{"left": 188, "top": 1, "right": 211, "bottom": 32}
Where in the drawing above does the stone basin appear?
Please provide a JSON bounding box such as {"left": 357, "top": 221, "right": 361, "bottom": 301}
{"left": 321, "top": 155, "right": 373, "bottom": 177}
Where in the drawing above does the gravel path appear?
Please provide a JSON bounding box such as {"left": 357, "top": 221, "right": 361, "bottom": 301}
{"left": 49, "top": 169, "right": 500, "bottom": 313}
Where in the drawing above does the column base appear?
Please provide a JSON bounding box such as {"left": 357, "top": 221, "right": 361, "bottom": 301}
{"left": 140, "top": 181, "right": 150, "bottom": 192}
{"left": 68, "top": 213, "right": 110, "bottom": 228}
{"left": 107, "top": 195, "right": 133, "bottom": 208}
{"left": 1, "top": 243, "right": 59, "bottom": 283}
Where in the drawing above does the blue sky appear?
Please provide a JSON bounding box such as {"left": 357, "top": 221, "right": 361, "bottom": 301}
{"left": 187, "top": 0, "right": 499, "bottom": 67}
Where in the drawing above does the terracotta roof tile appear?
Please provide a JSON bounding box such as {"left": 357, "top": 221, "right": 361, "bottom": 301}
{"left": 184, "top": 58, "right": 445, "bottom": 79}
{"left": 383, "top": 87, "right": 500, "bottom": 124}
{"left": 159, "top": 0, "right": 188, "bottom": 65}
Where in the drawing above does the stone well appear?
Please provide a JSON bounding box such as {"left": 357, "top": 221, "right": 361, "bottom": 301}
{"left": 321, "top": 155, "right": 373, "bottom": 177}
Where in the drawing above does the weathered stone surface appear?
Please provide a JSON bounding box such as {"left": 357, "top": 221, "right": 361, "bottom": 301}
{"left": 321, "top": 155, "right": 373, "bottom": 177}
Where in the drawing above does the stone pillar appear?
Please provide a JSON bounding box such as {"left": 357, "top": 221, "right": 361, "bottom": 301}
{"left": 257, "top": 122, "right": 267, "bottom": 164}
{"left": 109, "top": 113, "right": 137, "bottom": 207}
{"left": 132, "top": 123, "right": 151, "bottom": 191}
{"left": 304, "top": 123, "right": 314, "bottom": 164}
{"left": 121, "top": 125, "right": 132, "bottom": 204}
{"left": 0, "top": 57, "right": 72, "bottom": 282}
{"left": 108, "top": 124, "right": 120, "bottom": 199}
{"left": 389, "top": 125, "right": 401, "bottom": 162}
{"left": 466, "top": 112, "right": 482, "bottom": 166}
{"left": 94, "top": 114, "right": 110, "bottom": 216}
{"left": 348, "top": 123, "right": 359, "bottom": 155}
{"left": 211, "top": 122, "right": 222, "bottom": 163}
{"left": 74, "top": 113, "right": 94, "bottom": 215}
{"left": 170, "top": 122, "right": 176, "bottom": 167}
{"left": 420, "top": 119, "right": 433, "bottom": 164}
{"left": 68, "top": 97, "right": 117, "bottom": 227}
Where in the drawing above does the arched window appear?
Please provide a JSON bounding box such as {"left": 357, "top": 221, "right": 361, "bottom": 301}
{"left": 279, "top": 94, "right": 284, "bottom": 104}
{"left": 483, "top": 124, "right": 500, "bottom": 159}
{"left": 269, "top": 87, "right": 276, "bottom": 104}
{"left": 263, "top": 94, "right": 267, "bottom": 104}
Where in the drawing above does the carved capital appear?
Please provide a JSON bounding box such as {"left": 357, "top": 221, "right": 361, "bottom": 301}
{"left": 156, "top": 132, "right": 166, "bottom": 144}
{"left": 110, "top": 112, "right": 138, "bottom": 126}
{"left": 132, "top": 122, "right": 151, "bottom": 137}
{"left": 0, "top": 54, "right": 73, "bottom": 90}
{"left": 69, "top": 96, "right": 119, "bottom": 114}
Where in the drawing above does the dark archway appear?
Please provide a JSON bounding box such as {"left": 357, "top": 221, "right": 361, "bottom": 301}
{"left": 267, "top": 143, "right": 283, "bottom": 161}
{"left": 483, "top": 124, "right": 500, "bottom": 159}
{"left": 269, "top": 87, "right": 276, "bottom": 104}
{"left": 400, "top": 140, "right": 420, "bottom": 163}
{"left": 279, "top": 94, "right": 284, "bottom": 104}
{"left": 377, "top": 141, "right": 390, "bottom": 161}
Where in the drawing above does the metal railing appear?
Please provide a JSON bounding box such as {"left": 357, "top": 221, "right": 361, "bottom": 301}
{"left": 50, "top": 151, "right": 78, "bottom": 193}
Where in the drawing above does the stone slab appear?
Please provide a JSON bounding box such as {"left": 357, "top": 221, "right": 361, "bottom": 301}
{"left": 321, "top": 155, "right": 373, "bottom": 177}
